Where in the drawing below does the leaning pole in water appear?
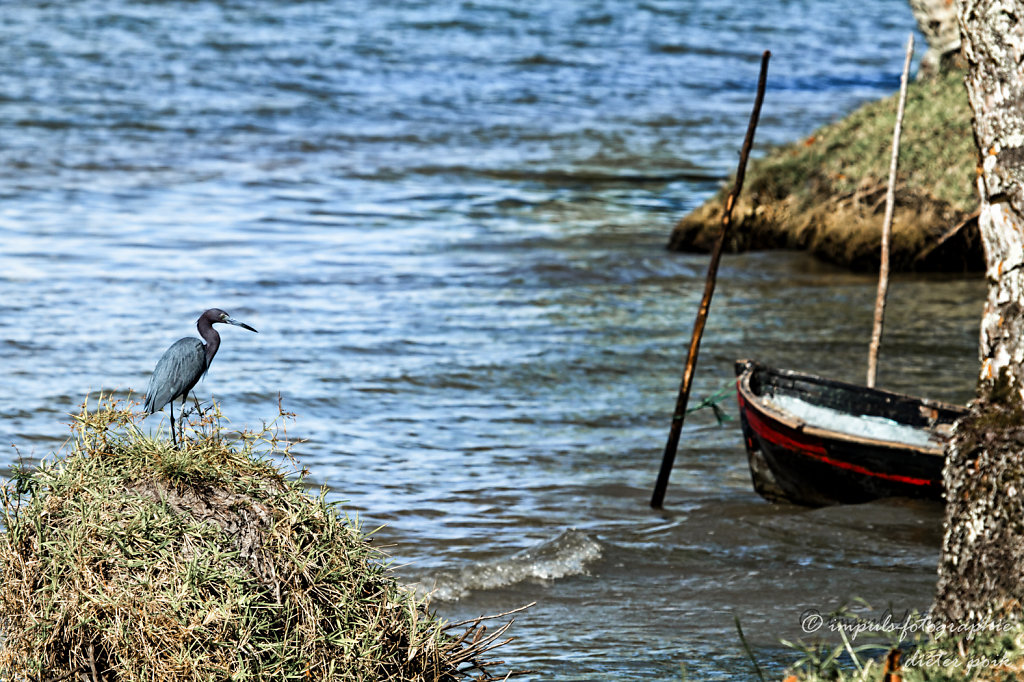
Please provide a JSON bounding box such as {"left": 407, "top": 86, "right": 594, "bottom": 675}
{"left": 651, "top": 51, "right": 770, "bottom": 509}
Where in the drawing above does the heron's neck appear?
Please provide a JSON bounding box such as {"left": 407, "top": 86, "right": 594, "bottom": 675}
{"left": 197, "top": 317, "right": 221, "bottom": 368}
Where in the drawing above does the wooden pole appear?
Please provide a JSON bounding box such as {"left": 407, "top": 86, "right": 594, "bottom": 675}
{"left": 651, "top": 51, "right": 770, "bottom": 509}
{"left": 867, "top": 34, "right": 914, "bottom": 388}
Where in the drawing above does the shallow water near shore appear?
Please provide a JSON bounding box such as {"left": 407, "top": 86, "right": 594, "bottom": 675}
{"left": 0, "top": 1, "right": 983, "bottom": 679}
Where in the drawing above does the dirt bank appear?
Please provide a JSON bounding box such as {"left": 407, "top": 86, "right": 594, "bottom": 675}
{"left": 669, "top": 68, "right": 982, "bottom": 272}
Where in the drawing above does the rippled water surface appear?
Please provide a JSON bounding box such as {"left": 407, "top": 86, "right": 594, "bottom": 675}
{"left": 0, "top": 2, "right": 984, "bottom": 679}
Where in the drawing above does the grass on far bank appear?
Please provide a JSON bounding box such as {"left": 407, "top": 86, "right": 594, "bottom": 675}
{"left": 670, "top": 67, "right": 980, "bottom": 270}
{"left": 746, "top": 66, "right": 976, "bottom": 214}
{"left": 0, "top": 396, "right": 517, "bottom": 681}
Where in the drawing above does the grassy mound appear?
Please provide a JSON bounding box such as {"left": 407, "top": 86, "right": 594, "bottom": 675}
{"left": 669, "top": 68, "right": 981, "bottom": 271}
{"left": 0, "top": 397, "right": 512, "bottom": 681}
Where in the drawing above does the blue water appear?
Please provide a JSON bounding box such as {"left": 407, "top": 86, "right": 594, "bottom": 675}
{"left": 0, "top": 1, "right": 983, "bottom": 679}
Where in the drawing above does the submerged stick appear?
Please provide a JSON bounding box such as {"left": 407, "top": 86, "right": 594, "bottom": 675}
{"left": 867, "top": 34, "right": 914, "bottom": 388}
{"left": 651, "top": 51, "right": 770, "bottom": 509}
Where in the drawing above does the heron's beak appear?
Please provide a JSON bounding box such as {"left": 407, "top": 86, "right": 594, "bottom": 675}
{"left": 226, "top": 317, "right": 259, "bottom": 333}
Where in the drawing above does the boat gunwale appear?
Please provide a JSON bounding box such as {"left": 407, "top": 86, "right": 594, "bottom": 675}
{"left": 735, "top": 359, "right": 960, "bottom": 457}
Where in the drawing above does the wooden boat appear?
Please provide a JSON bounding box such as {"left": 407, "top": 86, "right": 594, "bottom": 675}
{"left": 734, "top": 359, "right": 967, "bottom": 506}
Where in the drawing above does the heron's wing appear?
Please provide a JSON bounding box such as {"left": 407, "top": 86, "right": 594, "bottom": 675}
{"left": 143, "top": 338, "right": 207, "bottom": 414}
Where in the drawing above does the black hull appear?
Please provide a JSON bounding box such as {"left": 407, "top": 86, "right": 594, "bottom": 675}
{"left": 735, "top": 359, "right": 966, "bottom": 506}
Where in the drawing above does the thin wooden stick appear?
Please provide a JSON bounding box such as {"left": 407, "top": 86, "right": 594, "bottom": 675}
{"left": 38, "top": 671, "right": 82, "bottom": 682}
{"left": 867, "top": 34, "right": 914, "bottom": 388}
{"left": 651, "top": 51, "right": 770, "bottom": 509}
{"left": 88, "top": 641, "right": 100, "bottom": 682}
{"left": 443, "top": 602, "right": 536, "bottom": 631}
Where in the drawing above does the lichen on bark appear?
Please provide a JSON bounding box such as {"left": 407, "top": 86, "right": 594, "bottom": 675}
{"left": 933, "top": 0, "right": 1024, "bottom": 625}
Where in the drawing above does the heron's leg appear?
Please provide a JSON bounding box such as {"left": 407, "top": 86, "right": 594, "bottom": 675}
{"left": 170, "top": 401, "right": 177, "bottom": 446}
{"left": 180, "top": 394, "right": 189, "bottom": 443}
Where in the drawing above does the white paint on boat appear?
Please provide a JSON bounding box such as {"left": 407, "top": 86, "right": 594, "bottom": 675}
{"left": 766, "top": 394, "right": 942, "bottom": 448}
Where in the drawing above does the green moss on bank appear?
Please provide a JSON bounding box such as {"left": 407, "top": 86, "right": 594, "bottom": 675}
{"left": 0, "top": 397, "right": 509, "bottom": 681}
{"left": 751, "top": 67, "right": 976, "bottom": 211}
{"left": 671, "top": 68, "right": 981, "bottom": 271}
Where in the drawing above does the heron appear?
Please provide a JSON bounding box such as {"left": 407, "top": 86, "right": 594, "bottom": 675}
{"left": 143, "top": 308, "right": 258, "bottom": 445}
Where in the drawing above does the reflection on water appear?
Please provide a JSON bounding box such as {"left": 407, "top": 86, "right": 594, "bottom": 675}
{"left": 0, "top": 1, "right": 981, "bottom": 678}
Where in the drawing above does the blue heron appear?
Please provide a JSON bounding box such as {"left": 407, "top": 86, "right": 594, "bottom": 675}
{"left": 143, "top": 308, "right": 258, "bottom": 445}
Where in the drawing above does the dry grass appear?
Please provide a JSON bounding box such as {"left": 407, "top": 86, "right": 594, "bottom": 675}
{"left": 0, "top": 396, "right": 518, "bottom": 681}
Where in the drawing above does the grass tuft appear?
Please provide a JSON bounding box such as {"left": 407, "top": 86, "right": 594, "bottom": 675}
{"left": 0, "top": 395, "right": 516, "bottom": 681}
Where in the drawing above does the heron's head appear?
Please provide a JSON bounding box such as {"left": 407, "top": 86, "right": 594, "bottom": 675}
{"left": 202, "top": 308, "right": 258, "bottom": 333}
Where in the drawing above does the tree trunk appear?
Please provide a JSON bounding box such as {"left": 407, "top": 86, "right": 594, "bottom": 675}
{"left": 933, "top": 0, "right": 1024, "bottom": 624}
{"left": 908, "top": 0, "right": 962, "bottom": 77}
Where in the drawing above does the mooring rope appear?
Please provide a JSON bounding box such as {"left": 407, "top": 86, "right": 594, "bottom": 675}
{"left": 685, "top": 382, "right": 737, "bottom": 426}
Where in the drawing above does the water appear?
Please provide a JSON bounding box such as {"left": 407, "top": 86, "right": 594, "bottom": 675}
{"left": 0, "top": 1, "right": 985, "bottom": 679}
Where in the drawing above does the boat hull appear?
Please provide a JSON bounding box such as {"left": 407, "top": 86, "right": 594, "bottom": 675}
{"left": 734, "top": 359, "right": 966, "bottom": 506}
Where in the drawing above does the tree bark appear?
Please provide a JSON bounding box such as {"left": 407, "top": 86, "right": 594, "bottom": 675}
{"left": 908, "top": 0, "right": 962, "bottom": 77}
{"left": 933, "top": 0, "right": 1024, "bottom": 624}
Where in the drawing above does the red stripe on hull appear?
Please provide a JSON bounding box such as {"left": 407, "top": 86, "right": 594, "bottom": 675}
{"left": 739, "top": 393, "right": 935, "bottom": 489}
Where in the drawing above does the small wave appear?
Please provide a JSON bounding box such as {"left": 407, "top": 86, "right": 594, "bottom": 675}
{"left": 407, "top": 164, "right": 716, "bottom": 186}
{"left": 512, "top": 53, "right": 579, "bottom": 68}
{"left": 412, "top": 528, "right": 602, "bottom": 602}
